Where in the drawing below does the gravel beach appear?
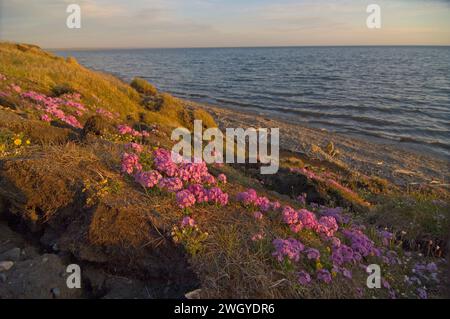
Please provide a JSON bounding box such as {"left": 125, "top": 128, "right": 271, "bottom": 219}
{"left": 185, "top": 101, "right": 449, "bottom": 187}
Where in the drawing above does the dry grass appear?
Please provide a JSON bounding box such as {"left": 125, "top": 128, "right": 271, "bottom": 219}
{"left": 0, "top": 42, "right": 448, "bottom": 299}
{"left": 131, "top": 77, "right": 158, "bottom": 96}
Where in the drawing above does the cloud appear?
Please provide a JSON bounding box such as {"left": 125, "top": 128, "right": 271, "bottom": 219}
{"left": 1, "top": 0, "right": 449, "bottom": 48}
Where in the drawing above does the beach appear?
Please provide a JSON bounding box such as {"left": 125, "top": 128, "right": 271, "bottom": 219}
{"left": 185, "top": 100, "right": 449, "bottom": 187}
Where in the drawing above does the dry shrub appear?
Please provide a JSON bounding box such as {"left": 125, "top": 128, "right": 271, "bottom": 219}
{"left": 66, "top": 56, "right": 79, "bottom": 65}
{"left": 193, "top": 108, "right": 217, "bottom": 129}
{"left": 51, "top": 83, "right": 77, "bottom": 96}
{"left": 131, "top": 77, "right": 158, "bottom": 96}
{"left": 0, "top": 94, "right": 21, "bottom": 110}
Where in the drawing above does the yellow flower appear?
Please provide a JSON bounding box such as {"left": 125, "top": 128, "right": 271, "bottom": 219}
{"left": 332, "top": 271, "right": 337, "bottom": 278}
{"left": 326, "top": 247, "right": 331, "bottom": 253}
{"left": 13, "top": 138, "right": 22, "bottom": 146}
{"left": 26, "top": 139, "right": 31, "bottom": 145}
{"left": 316, "top": 262, "right": 323, "bottom": 270}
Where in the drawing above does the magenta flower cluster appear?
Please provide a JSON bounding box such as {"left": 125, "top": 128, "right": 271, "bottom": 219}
{"left": 21, "top": 90, "right": 85, "bottom": 128}
{"left": 120, "top": 145, "right": 230, "bottom": 213}
{"left": 272, "top": 238, "right": 305, "bottom": 262}
{"left": 125, "top": 142, "right": 144, "bottom": 153}
{"left": 342, "top": 228, "right": 379, "bottom": 258}
{"left": 96, "top": 107, "right": 118, "bottom": 120}
{"left": 121, "top": 152, "right": 142, "bottom": 174}
{"left": 236, "top": 189, "right": 281, "bottom": 212}
{"left": 181, "top": 216, "right": 196, "bottom": 228}
{"left": 134, "top": 170, "right": 162, "bottom": 188}
{"left": 176, "top": 190, "right": 197, "bottom": 209}
{"left": 117, "top": 124, "right": 150, "bottom": 138}
{"left": 282, "top": 206, "right": 339, "bottom": 238}
{"left": 158, "top": 177, "right": 184, "bottom": 192}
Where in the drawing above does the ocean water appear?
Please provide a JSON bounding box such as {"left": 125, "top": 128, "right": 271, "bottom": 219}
{"left": 54, "top": 47, "right": 450, "bottom": 157}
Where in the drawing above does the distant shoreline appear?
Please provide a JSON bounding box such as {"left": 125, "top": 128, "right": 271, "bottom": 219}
{"left": 48, "top": 45, "right": 450, "bottom": 51}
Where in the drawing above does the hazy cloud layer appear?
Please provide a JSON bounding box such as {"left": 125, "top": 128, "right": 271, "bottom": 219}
{"left": 0, "top": 0, "right": 449, "bottom": 48}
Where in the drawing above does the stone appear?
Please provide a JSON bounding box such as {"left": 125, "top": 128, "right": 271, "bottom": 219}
{"left": 185, "top": 289, "right": 202, "bottom": 299}
{"left": 0, "top": 261, "right": 14, "bottom": 272}
{"left": 51, "top": 287, "right": 61, "bottom": 298}
{"left": 0, "top": 247, "right": 21, "bottom": 261}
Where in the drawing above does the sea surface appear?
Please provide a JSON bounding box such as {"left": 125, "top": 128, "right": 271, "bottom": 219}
{"left": 54, "top": 46, "right": 450, "bottom": 157}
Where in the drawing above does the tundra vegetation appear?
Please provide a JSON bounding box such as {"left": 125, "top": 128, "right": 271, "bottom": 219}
{"left": 0, "top": 42, "right": 448, "bottom": 299}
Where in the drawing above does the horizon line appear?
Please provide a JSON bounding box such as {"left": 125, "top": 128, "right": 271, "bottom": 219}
{"left": 45, "top": 44, "right": 450, "bottom": 51}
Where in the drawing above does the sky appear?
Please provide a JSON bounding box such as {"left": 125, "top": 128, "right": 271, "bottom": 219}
{"left": 1, "top": 0, "right": 449, "bottom": 48}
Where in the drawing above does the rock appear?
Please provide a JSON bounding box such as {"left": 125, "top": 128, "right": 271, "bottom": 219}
{"left": 0, "top": 261, "right": 14, "bottom": 272}
{"left": 0, "top": 224, "right": 26, "bottom": 254}
{"left": 0, "top": 273, "right": 6, "bottom": 283}
{"left": 102, "top": 277, "right": 150, "bottom": 299}
{"left": 21, "top": 246, "right": 39, "bottom": 259}
{"left": 0, "top": 254, "right": 83, "bottom": 299}
{"left": 185, "top": 289, "right": 202, "bottom": 299}
{"left": 0, "top": 248, "right": 21, "bottom": 262}
{"left": 51, "top": 287, "right": 61, "bottom": 298}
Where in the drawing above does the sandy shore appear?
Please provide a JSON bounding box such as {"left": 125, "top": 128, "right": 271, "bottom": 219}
{"left": 184, "top": 100, "right": 449, "bottom": 187}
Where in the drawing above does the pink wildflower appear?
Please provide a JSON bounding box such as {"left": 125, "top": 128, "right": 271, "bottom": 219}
{"left": 252, "top": 232, "right": 265, "bottom": 241}
{"left": 289, "top": 223, "right": 303, "bottom": 233}
{"left": 270, "top": 201, "right": 281, "bottom": 211}
{"left": 298, "top": 209, "right": 318, "bottom": 230}
{"left": 126, "top": 142, "right": 144, "bottom": 153}
{"left": 217, "top": 173, "right": 227, "bottom": 184}
{"left": 202, "top": 174, "right": 216, "bottom": 186}
{"left": 298, "top": 271, "right": 312, "bottom": 285}
{"left": 41, "top": 114, "right": 52, "bottom": 122}
{"left": 121, "top": 152, "right": 142, "bottom": 175}
{"left": 134, "top": 170, "right": 162, "bottom": 188}
{"left": 118, "top": 124, "right": 133, "bottom": 135}
{"left": 236, "top": 189, "right": 258, "bottom": 206}
{"left": 272, "top": 238, "right": 304, "bottom": 262}
{"left": 305, "top": 248, "right": 321, "bottom": 261}
{"left": 317, "top": 269, "right": 332, "bottom": 284}
{"left": 96, "top": 108, "right": 116, "bottom": 120}
{"left": 181, "top": 216, "right": 196, "bottom": 228}
{"left": 207, "top": 187, "right": 229, "bottom": 206}
{"left": 158, "top": 177, "right": 184, "bottom": 192}
{"left": 187, "top": 184, "right": 209, "bottom": 203}
{"left": 297, "top": 193, "right": 307, "bottom": 205}
{"left": 176, "top": 190, "right": 196, "bottom": 209}
{"left": 256, "top": 196, "right": 271, "bottom": 212}
{"left": 282, "top": 206, "right": 299, "bottom": 225}
{"left": 10, "top": 84, "right": 21, "bottom": 93}
{"left": 253, "top": 211, "right": 263, "bottom": 220}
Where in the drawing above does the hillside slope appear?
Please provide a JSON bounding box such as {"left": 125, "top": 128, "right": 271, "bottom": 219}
{"left": 0, "top": 43, "right": 448, "bottom": 299}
